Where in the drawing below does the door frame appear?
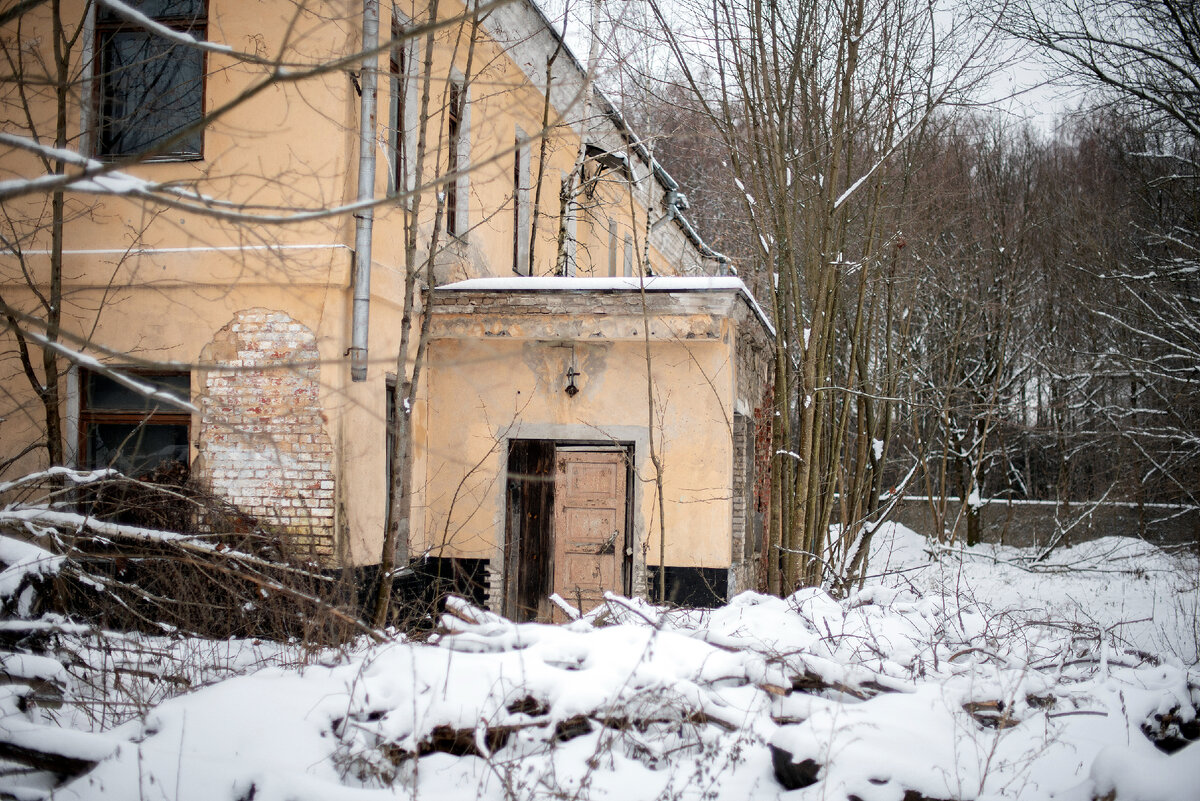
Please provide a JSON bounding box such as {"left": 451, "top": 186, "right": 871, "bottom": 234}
{"left": 502, "top": 437, "right": 635, "bottom": 620}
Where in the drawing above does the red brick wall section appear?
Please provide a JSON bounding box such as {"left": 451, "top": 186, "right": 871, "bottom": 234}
{"left": 197, "top": 309, "right": 335, "bottom": 562}
{"left": 753, "top": 388, "right": 774, "bottom": 591}
{"left": 733, "top": 300, "right": 775, "bottom": 591}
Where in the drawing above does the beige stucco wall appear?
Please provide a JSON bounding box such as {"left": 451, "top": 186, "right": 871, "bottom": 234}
{"left": 1, "top": 0, "right": 736, "bottom": 572}
{"left": 417, "top": 289, "right": 751, "bottom": 582}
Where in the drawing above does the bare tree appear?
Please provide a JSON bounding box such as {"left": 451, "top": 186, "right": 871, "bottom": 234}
{"left": 642, "top": 0, "right": 996, "bottom": 592}
{"left": 1006, "top": 0, "right": 1200, "bottom": 138}
{"left": 1006, "top": 0, "right": 1200, "bottom": 514}
{"left": 894, "top": 117, "right": 1049, "bottom": 545}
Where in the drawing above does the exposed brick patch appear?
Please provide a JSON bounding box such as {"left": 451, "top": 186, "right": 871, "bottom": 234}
{"left": 753, "top": 388, "right": 774, "bottom": 591}
{"left": 196, "top": 309, "right": 336, "bottom": 562}
{"left": 732, "top": 412, "right": 752, "bottom": 567}
{"left": 734, "top": 301, "right": 775, "bottom": 592}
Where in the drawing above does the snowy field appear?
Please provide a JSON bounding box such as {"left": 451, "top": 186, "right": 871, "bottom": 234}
{"left": 2, "top": 523, "right": 1198, "bottom": 801}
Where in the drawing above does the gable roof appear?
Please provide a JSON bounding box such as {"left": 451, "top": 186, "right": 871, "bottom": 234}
{"left": 484, "top": 0, "right": 728, "bottom": 269}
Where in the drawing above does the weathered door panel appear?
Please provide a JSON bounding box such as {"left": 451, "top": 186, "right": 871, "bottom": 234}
{"left": 552, "top": 450, "right": 626, "bottom": 618}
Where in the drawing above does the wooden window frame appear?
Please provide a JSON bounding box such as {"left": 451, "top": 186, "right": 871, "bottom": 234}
{"left": 78, "top": 368, "right": 192, "bottom": 475}
{"left": 95, "top": 0, "right": 208, "bottom": 161}
{"left": 446, "top": 82, "right": 462, "bottom": 236}
{"left": 388, "top": 22, "right": 409, "bottom": 195}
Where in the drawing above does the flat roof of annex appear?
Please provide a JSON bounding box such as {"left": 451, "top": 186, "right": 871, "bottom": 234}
{"left": 435, "top": 277, "right": 775, "bottom": 337}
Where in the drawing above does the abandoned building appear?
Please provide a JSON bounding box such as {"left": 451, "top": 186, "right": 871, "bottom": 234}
{"left": 0, "top": 0, "right": 775, "bottom": 616}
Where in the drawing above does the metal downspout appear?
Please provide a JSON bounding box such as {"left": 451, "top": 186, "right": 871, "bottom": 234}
{"left": 350, "top": 0, "right": 380, "bottom": 382}
{"left": 649, "top": 190, "right": 679, "bottom": 232}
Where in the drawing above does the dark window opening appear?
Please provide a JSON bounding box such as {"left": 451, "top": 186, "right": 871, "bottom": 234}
{"left": 513, "top": 137, "right": 527, "bottom": 275}
{"left": 80, "top": 369, "right": 191, "bottom": 478}
{"left": 388, "top": 25, "right": 407, "bottom": 194}
{"left": 96, "top": 0, "right": 207, "bottom": 159}
{"left": 446, "top": 82, "right": 462, "bottom": 235}
{"left": 513, "top": 139, "right": 519, "bottom": 271}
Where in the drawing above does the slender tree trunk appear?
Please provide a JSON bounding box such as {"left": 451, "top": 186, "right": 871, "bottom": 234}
{"left": 41, "top": 0, "right": 70, "bottom": 467}
{"left": 527, "top": 50, "right": 559, "bottom": 276}
{"left": 374, "top": 0, "right": 442, "bottom": 627}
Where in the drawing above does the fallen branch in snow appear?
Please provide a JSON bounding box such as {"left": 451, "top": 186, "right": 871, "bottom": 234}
{"left": 948, "top": 646, "right": 1009, "bottom": 665}
{"left": 373, "top": 706, "right": 745, "bottom": 766}
{"left": 0, "top": 738, "right": 98, "bottom": 780}
{"left": 787, "top": 668, "right": 872, "bottom": 701}
{"left": 548, "top": 593, "right": 581, "bottom": 620}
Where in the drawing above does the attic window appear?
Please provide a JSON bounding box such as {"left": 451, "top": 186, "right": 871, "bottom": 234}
{"left": 96, "top": 0, "right": 207, "bottom": 160}
{"left": 585, "top": 144, "right": 631, "bottom": 179}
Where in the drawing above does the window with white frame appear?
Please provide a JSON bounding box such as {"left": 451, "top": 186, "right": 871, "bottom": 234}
{"left": 387, "top": 18, "right": 416, "bottom": 196}
{"left": 388, "top": 24, "right": 406, "bottom": 194}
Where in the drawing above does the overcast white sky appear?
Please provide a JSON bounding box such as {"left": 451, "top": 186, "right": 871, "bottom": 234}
{"left": 532, "top": 0, "right": 1083, "bottom": 136}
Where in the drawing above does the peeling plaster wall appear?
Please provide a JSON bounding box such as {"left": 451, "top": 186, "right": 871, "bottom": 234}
{"left": 197, "top": 308, "right": 337, "bottom": 561}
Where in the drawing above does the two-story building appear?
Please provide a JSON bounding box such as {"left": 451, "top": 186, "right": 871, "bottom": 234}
{"left": 0, "top": 0, "right": 774, "bottom": 617}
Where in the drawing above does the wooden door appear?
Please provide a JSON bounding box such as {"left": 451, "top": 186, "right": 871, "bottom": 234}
{"left": 553, "top": 449, "right": 626, "bottom": 617}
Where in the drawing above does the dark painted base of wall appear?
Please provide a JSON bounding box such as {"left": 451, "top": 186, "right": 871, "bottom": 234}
{"left": 347, "top": 560, "right": 730, "bottom": 628}
{"left": 346, "top": 557, "right": 490, "bottom": 629}
{"left": 645, "top": 566, "right": 728, "bottom": 608}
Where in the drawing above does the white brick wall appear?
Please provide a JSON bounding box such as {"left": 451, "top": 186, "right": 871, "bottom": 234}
{"left": 197, "top": 308, "right": 336, "bottom": 562}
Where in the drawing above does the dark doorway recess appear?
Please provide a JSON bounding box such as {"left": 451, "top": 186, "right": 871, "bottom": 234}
{"left": 504, "top": 440, "right": 633, "bottom": 621}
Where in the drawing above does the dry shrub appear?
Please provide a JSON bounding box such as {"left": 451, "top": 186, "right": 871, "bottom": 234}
{"left": 3, "top": 469, "right": 373, "bottom": 646}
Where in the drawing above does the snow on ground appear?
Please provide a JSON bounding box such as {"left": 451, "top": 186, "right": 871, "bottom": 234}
{"left": 3, "top": 523, "right": 1198, "bottom": 801}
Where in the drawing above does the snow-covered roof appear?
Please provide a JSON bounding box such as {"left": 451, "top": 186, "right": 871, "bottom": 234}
{"left": 440, "top": 276, "right": 739, "bottom": 292}
{"left": 437, "top": 276, "right": 775, "bottom": 336}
